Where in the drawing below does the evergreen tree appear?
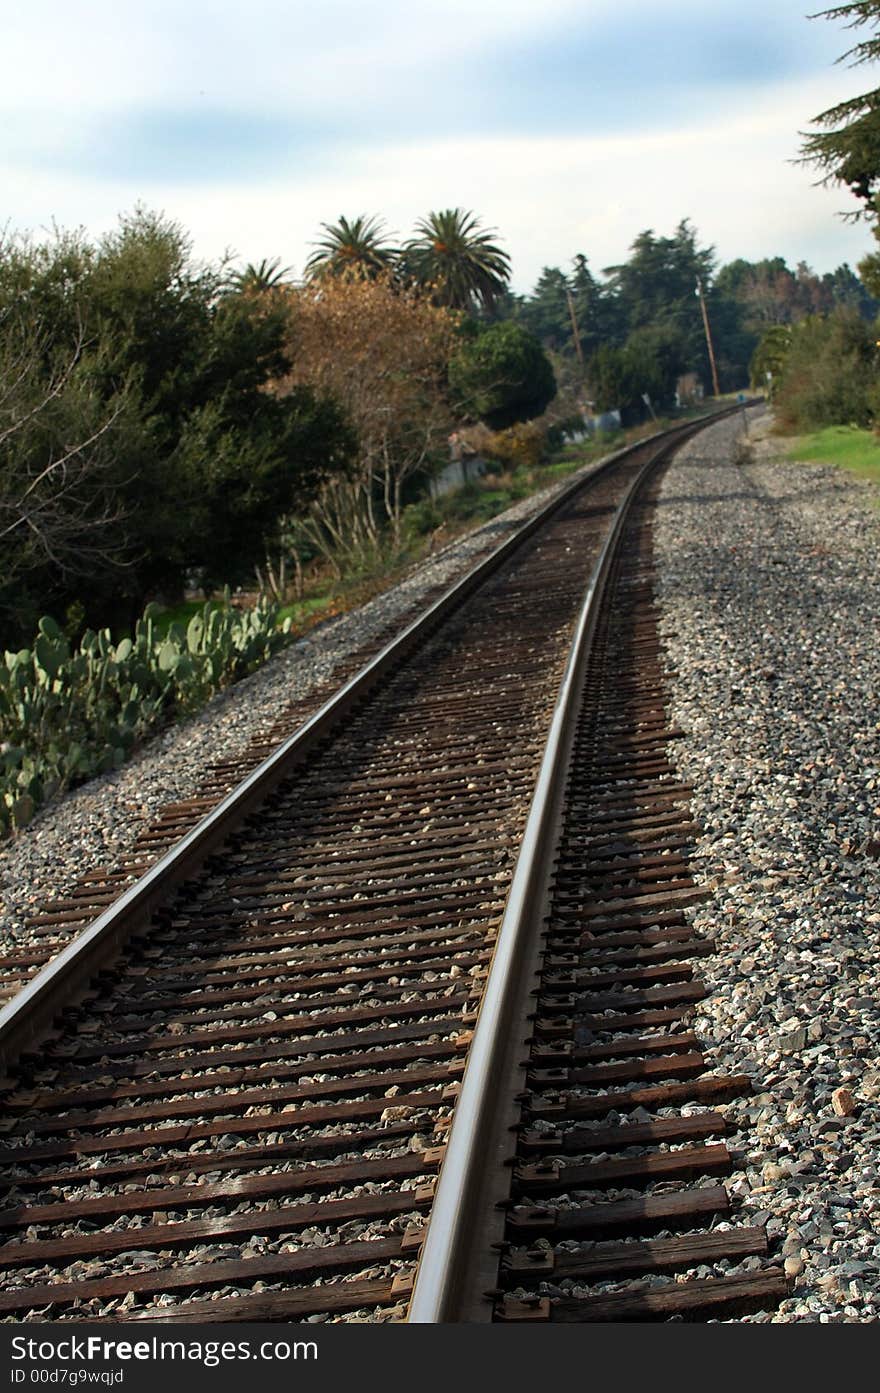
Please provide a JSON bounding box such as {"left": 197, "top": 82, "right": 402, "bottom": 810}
{"left": 799, "top": 3, "right": 880, "bottom": 213}
{"left": 516, "top": 266, "right": 573, "bottom": 350}
{"left": 603, "top": 221, "right": 717, "bottom": 385}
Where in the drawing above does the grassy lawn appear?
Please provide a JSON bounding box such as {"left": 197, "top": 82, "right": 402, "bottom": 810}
{"left": 786, "top": 425, "right": 880, "bottom": 481}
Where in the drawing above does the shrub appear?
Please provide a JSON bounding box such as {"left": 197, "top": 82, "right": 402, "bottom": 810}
{"left": 481, "top": 420, "right": 548, "bottom": 471}
{"left": 773, "top": 312, "right": 877, "bottom": 432}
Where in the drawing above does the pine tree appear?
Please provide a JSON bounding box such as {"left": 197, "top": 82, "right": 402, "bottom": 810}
{"left": 799, "top": 3, "right": 880, "bottom": 213}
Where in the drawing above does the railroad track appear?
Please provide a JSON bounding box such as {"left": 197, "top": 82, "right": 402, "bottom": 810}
{"left": 0, "top": 407, "right": 787, "bottom": 1323}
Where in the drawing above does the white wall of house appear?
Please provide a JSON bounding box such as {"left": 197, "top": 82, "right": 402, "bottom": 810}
{"left": 429, "top": 453, "right": 488, "bottom": 500}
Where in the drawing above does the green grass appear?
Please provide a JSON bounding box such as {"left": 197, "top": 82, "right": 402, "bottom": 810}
{"left": 277, "top": 594, "right": 340, "bottom": 627}
{"left": 786, "top": 425, "right": 880, "bottom": 480}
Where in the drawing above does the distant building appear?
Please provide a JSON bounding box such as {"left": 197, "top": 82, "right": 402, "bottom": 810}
{"left": 675, "top": 373, "right": 704, "bottom": 407}
{"left": 576, "top": 407, "right": 622, "bottom": 438}
{"left": 431, "top": 430, "right": 488, "bottom": 499}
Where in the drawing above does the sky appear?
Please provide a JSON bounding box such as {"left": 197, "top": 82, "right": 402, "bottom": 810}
{"left": 2, "top": 0, "right": 877, "bottom": 293}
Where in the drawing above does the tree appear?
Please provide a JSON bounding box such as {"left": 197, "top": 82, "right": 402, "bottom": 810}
{"left": 586, "top": 345, "right": 634, "bottom": 417}
{"left": 83, "top": 210, "right": 349, "bottom": 606}
{"left": 304, "top": 215, "right": 398, "bottom": 280}
{"left": 799, "top": 3, "right": 880, "bottom": 214}
{"left": 569, "top": 254, "right": 625, "bottom": 355}
{"left": 0, "top": 210, "right": 353, "bottom": 636}
{"left": 171, "top": 379, "right": 354, "bottom": 590}
{"left": 586, "top": 326, "right": 685, "bottom": 423}
{"left": 821, "top": 259, "right": 879, "bottom": 313}
{"left": 449, "top": 321, "right": 556, "bottom": 429}
{"left": 623, "top": 324, "right": 688, "bottom": 410}
{"left": 161, "top": 282, "right": 353, "bottom": 590}
{"left": 516, "top": 266, "right": 573, "bottom": 351}
{"left": 227, "top": 258, "right": 291, "bottom": 294}
{"left": 0, "top": 314, "right": 139, "bottom": 635}
{"left": 278, "top": 273, "right": 460, "bottom": 557}
{"left": 706, "top": 260, "right": 764, "bottom": 388}
{"left": 710, "top": 254, "right": 877, "bottom": 388}
{"left": 602, "top": 221, "right": 718, "bottom": 386}
{"left": 516, "top": 256, "right": 622, "bottom": 363}
{"left": 737, "top": 259, "right": 803, "bottom": 327}
{"left": 749, "top": 324, "right": 793, "bottom": 392}
{"left": 403, "top": 209, "right": 511, "bottom": 313}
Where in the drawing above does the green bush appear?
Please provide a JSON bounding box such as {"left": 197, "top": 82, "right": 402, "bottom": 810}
{"left": 773, "top": 312, "right": 878, "bottom": 432}
{"left": 0, "top": 597, "right": 290, "bottom": 834}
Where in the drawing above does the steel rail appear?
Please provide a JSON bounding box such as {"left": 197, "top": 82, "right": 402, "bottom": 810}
{"left": 406, "top": 422, "right": 715, "bottom": 1322}
{"left": 0, "top": 408, "right": 738, "bottom": 1074}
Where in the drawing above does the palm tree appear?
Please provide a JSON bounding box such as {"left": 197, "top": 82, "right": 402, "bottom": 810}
{"left": 305, "top": 215, "right": 398, "bottom": 280}
{"left": 403, "top": 208, "right": 511, "bottom": 313}
{"left": 227, "top": 257, "right": 291, "bottom": 294}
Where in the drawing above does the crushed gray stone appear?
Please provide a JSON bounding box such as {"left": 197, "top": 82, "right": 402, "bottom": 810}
{"left": 656, "top": 408, "right": 880, "bottom": 1323}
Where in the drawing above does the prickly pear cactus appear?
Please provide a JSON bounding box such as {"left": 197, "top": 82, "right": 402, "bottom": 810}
{"left": 0, "top": 596, "right": 290, "bottom": 835}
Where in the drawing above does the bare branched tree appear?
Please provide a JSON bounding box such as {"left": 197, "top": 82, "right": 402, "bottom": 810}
{"left": 0, "top": 313, "right": 131, "bottom": 599}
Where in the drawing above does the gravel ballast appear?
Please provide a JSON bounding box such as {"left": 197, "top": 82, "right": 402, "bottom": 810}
{"left": 656, "top": 410, "right": 880, "bottom": 1322}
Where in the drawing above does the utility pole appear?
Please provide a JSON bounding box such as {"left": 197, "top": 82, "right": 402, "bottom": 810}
{"left": 695, "top": 277, "right": 721, "bottom": 398}
{"left": 565, "top": 287, "right": 586, "bottom": 374}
